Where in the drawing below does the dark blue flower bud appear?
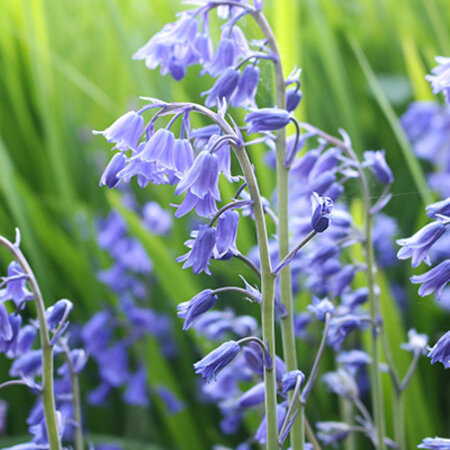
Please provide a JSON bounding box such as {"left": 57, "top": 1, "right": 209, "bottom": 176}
{"left": 311, "top": 192, "right": 333, "bottom": 232}
{"left": 286, "top": 88, "right": 302, "bottom": 112}
{"left": 99, "top": 152, "right": 127, "bottom": 188}
{"left": 177, "top": 289, "right": 218, "bottom": 330}
{"left": 45, "top": 299, "right": 73, "bottom": 330}
{"left": 281, "top": 369, "right": 305, "bottom": 394}
{"left": 194, "top": 340, "right": 240, "bottom": 381}
{"left": 245, "top": 108, "right": 291, "bottom": 134}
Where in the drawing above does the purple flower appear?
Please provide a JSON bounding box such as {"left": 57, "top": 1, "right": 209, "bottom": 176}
{"left": 410, "top": 259, "right": 450, "bottom": 298}
{"left": 310, "top": 192, "right": 333, "bottom": 232}
{"left": 286, "top": 87, "right": 302, "bottom": 112}
{"left": 426, "top": 56, "right": 450, "bottom": 104}
{"left": 401, "top": 329, "right": 429, "bottom": 355}
{"left": 45, "top": 299, "right": 72, "bottom": 330}
{"left": 231, "top": 65, "right": 260, "bottom": 108}
{"left": 426, "top": 197, "right": 450, "bottom": 219}
{"left": 336, "top": 350, "right": 371, "bottom": 375}
{"left": 175, "top": 151, "right": 221, "bottom": 202}
{"left": 202, "top": 67, "right": 240, "bottom": 108}
{"left": 363, "top": 150, "right": 394, "bottom": 184}
{"left": 156, "top": 386, "right": 185, "bottom": 414}
{"left": 93, "top": 111, "right": 144, "bottom": 151}
{"left": 245, "top": 108, "right": 291, "bottom": 134}
{"left": 142, "top": 201, "right": 172, "bottom": 236}
{"left": 172, "top": 139, "right": 194, "bottom": 179}
{"left": 418, "top": 437, "right": 450, "bottom": 449}
{"left": 10, "top": 350, "right": 42, "bottom": 378}
{"left": 316, "top": 421, "right": 352, "bottom": 445}
{"left": 0, "top": 261, "right": 33, "bottom": 307}
{"left": 307, "top": 296, "right": 335, "bottom": 321}
{"left": 139, "top": 129, "right": 176, "bottom": 171}
{"left": 327, "top": 314, "right": 364, "bottom": 350}
{"left": 97, "top": 343, "right": 129, "bottom": 387}
{"left": 124, "top": 367, "right": 149, "bottom": 407}
{"left": 330, "top": 265, "right": 358, "bottom": 297}
{"left": 0, "top": 303, "right": 13, "bottom": 341}
{"left": 216, "top": 210, "right": 239, "bottom": 256}
{"left": 193, "top": 340, "right": 240, "bottom": 381}
{"left": 427, "top": 331, "right": 450, "bottom": 369}
{"left": 281, "top": 369, "right": 305, "bottom": 394}
{"left": 177, "top": 289, "right": 218, "bottom": 330}
{"left": 397, "top": 221, "right": 447, "bottom": 267}
{"left": 322, "top": 369, "right": 359, "bottom": 398}
{"left": 178, "top": 225, "right": 217, "bottom": 275}
{"left": 133, "top": 14, "right": 200, "bottom": 80}
{"left": 203, "top": 37, "right": 236, "bottom": 78}
{"left": 238, "top": 382, "right": 265, "bottom": 408}
{"left": 100, "top": 153, "right": 127, "bottom": 188}
{"left": 341, "top": 288, "right": 368, "bottom": 311}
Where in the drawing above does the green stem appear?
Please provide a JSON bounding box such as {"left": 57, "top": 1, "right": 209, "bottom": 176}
{"left": 251, "top": 10, "right": 303, "bottom": 450}
{"left": 61, "top": 340, "right": 84, "bottom": 450}
{"left": 0, "top": 234, "right": 61, "bottom": 450}
{"left": 393, "top": 389, "right": 405, "bottom": 450}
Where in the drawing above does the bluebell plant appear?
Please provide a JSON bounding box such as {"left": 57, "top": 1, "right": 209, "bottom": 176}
{"left": 93, "top": 1, "right": 450, "bottom": 449}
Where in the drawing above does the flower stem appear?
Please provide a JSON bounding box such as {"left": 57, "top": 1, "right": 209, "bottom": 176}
{"left": 0, "top": 234, "right": 62, "bottom": 450}
{"left": 251, "top": 10, "right": 303, "bottom": 450}
{"left": 61, "top": 340, "right": 84, "bottom": 450}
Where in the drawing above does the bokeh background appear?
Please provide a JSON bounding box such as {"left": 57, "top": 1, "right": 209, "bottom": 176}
{"left": 0, "top": 0, "right": 449, "bottom": 448}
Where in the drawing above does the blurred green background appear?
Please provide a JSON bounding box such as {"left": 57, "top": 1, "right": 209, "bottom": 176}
{"left": 0, "top": 0, "right": 449, "bottom": 448}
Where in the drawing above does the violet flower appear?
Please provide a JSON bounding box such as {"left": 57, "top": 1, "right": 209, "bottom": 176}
{"left": 177, "top": 289, "right": 219, "bottom": 330}
{"left": 310, "top": 192, "right": 333, "bottom": 232}
{"left": 363, "top": 150, "right": 394, "bottom": 184}
{"left": 426, "top": 56, "right": 450, "bottom": 104}
{"left": 427, "top": 331, "right": 450, "bottom": 369}
{"left": 245, "top": 107, "right": 291, "bottom": 134}
{"left": 410, "top": 259, "right": 450, "bottom": 298}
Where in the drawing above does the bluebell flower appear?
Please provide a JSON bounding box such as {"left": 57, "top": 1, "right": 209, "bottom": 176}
{"left": 0, "top": 261, "right": 33, "bottom": 307}
{"left": 238, "top": 382, "right": 265, "bottom": 408}
{"left": 177, "top": 289, "right": 218, "bottom": 330}
{"left": 124, "top": 366, "right": 149, "bottom": 407}
{"left": 293, "top": 312, "right": 312, "bottom": 339}
{"left": 286, "top": 87, "right": 302, "bottom": 112}
{"left": 327, "top": 314, "right": 365, "bottom": 350}
{"left": 93, "top": 111, "right": 144, "bottom": 151}
{"left": 336, "top": 350, "right": 371, "bottom": 376}
{"left": 10, "top": 350, "right": 42, "bottom": 378}
{"left": 305, "top": 171, "right": 336, "bottom": 196}
{"left": 426, "top": 56, "right": 450, "bottom": 104}
{"left": 341, "top": 288, "right": 369, "bottom": 312}
{"left": 401, "top": 101, "right": 442, "bottom": 145}
{"left": 142, "top": 201, "right": 173, "bottom": 236}
{"left": 45, "top": 299, "right": 72, "bottom": 330}
{"left": 133, "top": 14, "right": 200, "bottom": 80}
{"left": 220, "top": 407, "right": 243, "bottom": 435}
{"left": 254, "top": 403, "right": 286, "bottom": 445}
{"left": 0, "top": 303, "right": 12, "bottom": 341}
{"left": 231, "top": 315, "right": 258, "bottom": 337}
{"left": 172, "top": 139, "right": 195, "bottom": 180}
{"left": 427, "top": 331, "right": 449, "bottom": 369}
{"left": 140, "top": 129, "right": 176, "bottom": 171}
{"left": 203, "top": 36, "right": 236, "bottom": 78}
{"left": 176, "top": 150, "right": 221, "bottom": 202}
{"left": 281, "top": 369, "right": 305, "bottom": 394}
{"left": 202, "top": 67, "right": 240, "bottom": 108}
{"left": 401, "top": 329, "right": 429, "bottom": 355}
{"left": 330, "top": 265, "right": 358, "bottom": 297}
{"left": 418, "top": 436, "right": 450, "bottom": 449}
{"left": 307, "top": 296, "right": 335, "bottom": 321}
{"left": 100, "top": 152, "right": 127, "bottom": 188}
{"left": 0, "top": 314, "right": 22, "bottom": 356}
{"left": 310, "top": 192, "right": 333, "bottom": 232}
{"left": 16, "top": 325, "right": 37, "bottom": 356}
{"left": 316, "top": 421, "right": 352, "bottom": 445}
{"left": 426, "top": 197, "right": 450, "bottom": 219}
{"left": 232, "top": 65, "right": 260, "bottom": 108}
{"left": 322, "top": 369, "right": 359, "bottom": 398}
{"left": 410, "top": 259, "right": 450, "bottom": 298}
{"left": 58, "top": 349, "right": 88, "bottom": 376}
{"left": 156, "top": 386, "right": 185, "bottom": 414}
{"left": 290, "top": 149, "right": 320, "bottom": 180}
{"left": 178, "top": 225, "right": 217, "bottom": 275}
{"left": 308, "top": 148, "right": 341, "bottom": 181}
{"left": 373, "top": 213, "right": 399, "bottom": 267}
{"left": 397, "top": 221, "right": 447, "bottom": 267}
{"left": 201, "top": 365, "right": 240, "bottom": 401}
{"left": 97, "top": 343, "right": 129, "bottom": 387}
{"left": 194, "top": 340, "right": 240, "bottom": 381}
{"left": 363, "top": 150, "right": 394, "bottom": 184}
{"left": 216, "top": 210, "right": 239, "bottom": 256}
{"left": 245, "top": 108, "right": 291, "bottom": 134}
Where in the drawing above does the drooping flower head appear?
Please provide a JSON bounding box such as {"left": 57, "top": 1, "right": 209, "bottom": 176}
{"left": 426, "top": 56, "right": 450, "bottom": 104}
{"left": 427, "top": 331, "right": 450, "bottom": 369}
